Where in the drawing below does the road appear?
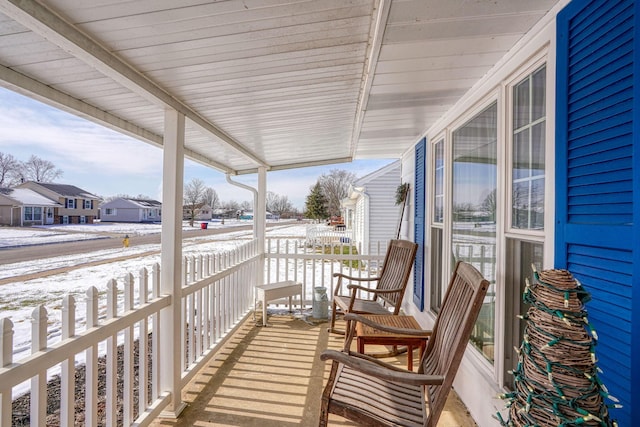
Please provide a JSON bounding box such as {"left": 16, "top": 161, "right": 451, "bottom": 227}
{"left": 0, "top": 222, "right": 291, "bottom": 265}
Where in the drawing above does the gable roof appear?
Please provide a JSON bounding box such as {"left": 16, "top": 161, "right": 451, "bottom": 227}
{"left": 24, "top": 182, "right": 100, "bottom": 199}
{"left": 0, "top": 188, "right": 62, "bottom": 206}
{"left": 354, "top": 159, "right": 401, "bottom": 186}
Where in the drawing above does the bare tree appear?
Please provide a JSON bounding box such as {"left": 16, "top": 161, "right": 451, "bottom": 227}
{"left": 184, "top": 178, "right": 207, "bottom": 226}
{"left": 0, "top": 152, "right": 20, "bottom": 187}
{"left": 266, "top": 191, "right": 293, "bottom": 216}
{"left": 20, "top": 155, "right": 63, "bottom": 183}
{"left": 317, "top": 169, "right": 357, "bottom": 217}
{"left": 202, "top": 187, "right": 219, "bottom": 210}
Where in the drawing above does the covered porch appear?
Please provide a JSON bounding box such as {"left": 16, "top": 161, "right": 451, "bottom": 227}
{"left": 6, "top": 1, "right": 629, "bottom": 426}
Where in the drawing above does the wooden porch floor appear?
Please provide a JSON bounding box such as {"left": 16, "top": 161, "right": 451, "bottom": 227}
{"left": 150, "top": 311, "right": 477, "bottom": 427}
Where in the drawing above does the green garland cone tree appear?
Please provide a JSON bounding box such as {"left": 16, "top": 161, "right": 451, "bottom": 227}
{"left": 498, "top": 268, "right": 621, "bottom": 427}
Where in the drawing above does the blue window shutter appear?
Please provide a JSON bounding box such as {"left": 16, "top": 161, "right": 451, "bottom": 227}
{"left": 556, "top": 1, "right": 638, "bottom": 424}
{"left": 413, "top": 138, "right": 426, "bottom": 310}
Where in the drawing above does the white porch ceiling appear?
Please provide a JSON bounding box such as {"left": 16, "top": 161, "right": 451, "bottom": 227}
{"left": 0, "top": 0, "right": 559, "bottom": 175}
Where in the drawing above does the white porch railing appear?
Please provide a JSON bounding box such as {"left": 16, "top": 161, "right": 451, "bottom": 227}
{"left": 265, "top": 238, "right": 386, "bottom": 304}
{"left": 0, "top": 238, "right": 385, "bottom": 426}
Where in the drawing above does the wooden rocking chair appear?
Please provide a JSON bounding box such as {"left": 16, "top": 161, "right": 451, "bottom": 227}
{"left": 319, "top": 261, "right": 489, "bottom": 427}
{"left": 328, "top": 239, "right": 418, "bottom": 335}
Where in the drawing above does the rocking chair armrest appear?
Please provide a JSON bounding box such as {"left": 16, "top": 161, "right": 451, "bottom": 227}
{"left": 344, "top": 313, "right": 433, "bottom": 337}
{"left": 320, "top": 350, "right": 444, "bottom": 386}
{"left": 333, "top": 272, "right": 380, "bottom": 282}
{"left": 346, "top": 284, "right": 405, "bottom": 295}
{"left": 333, "top": 273, "right": 380, "bottom": 296}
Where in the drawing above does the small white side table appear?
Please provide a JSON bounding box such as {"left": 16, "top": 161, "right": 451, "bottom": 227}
{"left": 255, "top": 280, "right": 303, "bottom": 326}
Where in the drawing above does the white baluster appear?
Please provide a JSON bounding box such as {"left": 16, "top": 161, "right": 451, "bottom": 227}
{"left": 30, "top": 305, "right": 47, "bottom": 426}
{"left": 61, "top": 295, "right": 76, "bottom": 427}
{"left": 85, "top": 287, "right": 99, "bottom": 427}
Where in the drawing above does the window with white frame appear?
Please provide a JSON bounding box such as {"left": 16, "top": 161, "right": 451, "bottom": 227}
{"left": 503, "top": 64, "right": 547, "bottom": 387}
{"left": 62, "top": 215, "right": 69, "bottom": 224}
{"left": 430, "top": 138, "right": 445, "bottom": 312}
{"left": 105, "top": 208, "right": 115, "bottom": 215}
{"left": 512, "top": 65, "right": 546, "bottom": 230}
{"left": 452, "top": 102, "right": 497, "bottom": 363}
{"left": 84, "top": 200, "right": 92, "bottom": 209}
{"left": 24, "top": 207, "right": 43, "bottom": 221}
{"left": 66, "top": 198, "right": 76, "bottom": 209}
{"left": 80, "top": 216, "right": 86, "bottom": 224}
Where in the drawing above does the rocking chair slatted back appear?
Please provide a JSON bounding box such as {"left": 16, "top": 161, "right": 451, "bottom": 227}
{"left": 328, "top": 239, "right": 418, "bottom": 335}
{"left": 420, "top": 261, "right": 489, "bottom": 421}
{"left": 374, "top": 239, "right": 419, "bottom": 310}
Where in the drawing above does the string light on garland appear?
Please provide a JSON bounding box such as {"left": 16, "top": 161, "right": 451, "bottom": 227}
{"left": 497, "top": 267, "right": 620, "bottom": 427}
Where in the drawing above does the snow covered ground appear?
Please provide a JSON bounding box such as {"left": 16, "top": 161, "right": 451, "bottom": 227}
{"left": 0, "top": 221, "right": 308, "bottom": 396}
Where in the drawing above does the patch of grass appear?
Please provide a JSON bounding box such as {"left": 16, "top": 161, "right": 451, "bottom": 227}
{"left": 321, "top": 244, "right": 362, "bottom": 269}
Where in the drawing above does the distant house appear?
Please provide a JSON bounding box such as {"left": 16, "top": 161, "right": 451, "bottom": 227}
{"left": 183, "top": 203, "right": 213, "bottom": 221}
{"left": 0, "top": 187, "right": 62, "bottom": 226}
{"left": 17, "top": 181, "right": 100, "bottom": 225}
{"left": 341, "top": 160, "right": 402, "bottom": 255}
{"left": 100, "top": 198, "right": 162, "bottom": 222}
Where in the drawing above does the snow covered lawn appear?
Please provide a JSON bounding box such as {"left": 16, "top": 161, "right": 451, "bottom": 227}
{"left": 1, "top": 222, "right": 308, "bottom": 397}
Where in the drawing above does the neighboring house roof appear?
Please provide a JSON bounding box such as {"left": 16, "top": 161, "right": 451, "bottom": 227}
{"left": 23, "top": 182, "right": 100, "bottom": 199}
{"left": 0, "top": 188, "right": 62, "bottom": 206}
{"left": 126, "top": 198, "right": 162, "bottom": 208}
{"left": 101, "top": 197, "right": 162, "bottom": 209}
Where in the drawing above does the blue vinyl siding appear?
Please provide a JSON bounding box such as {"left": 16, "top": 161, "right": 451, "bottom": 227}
{"left": 413, "top": 138, "right": 426, "bottom": 310}
{"left": 556, "top": 0, "right": 638, "bottom": 424}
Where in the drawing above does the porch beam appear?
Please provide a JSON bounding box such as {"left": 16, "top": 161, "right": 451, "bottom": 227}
{"left": 0, "top": 62, "right": 235, "bottom": 173}
{"left": 349, "top": 0, "right": 391, "bottom": 158}
{"left": 0, "top": 0, "right": 268, "bottom": 169}
{"left": 159, "top": 108, "right": 186, "bottom": 418}
{"left": 234, "top": 156, "right": 353, "bottom": 175}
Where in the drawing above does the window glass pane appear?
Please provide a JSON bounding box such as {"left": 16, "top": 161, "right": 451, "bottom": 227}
{"left": 433, "top": 140, "right": 444, "bottom": 223}
{"left": 513, "top": 80, "right": 530, "bottom": 129}
{"left": 511, "top": 66, "right": 546, "bottom": 230}
{"left": 532, "top": 68, "right": 546, "bottom": 121}
{"left": 531, "top": 178, "right": 545, "bottom": 229}
{"left": 513, "top": 130, "right": 530, "bottom": 180}
{"left": 429, "top": 228, "right": 443, "bottom": 312}
{"left": 453, "top": 102, "right": 497, "bottom": 363}
{"left": 512, "top": 181, "right": 530, "bottom": 229}
{"left": 434, "top": 197, "right": 443, "bottom": 224}
{"left": 504, "top": 240, "right": 543, "bottom": 389}
{"left": 531, "top": 122, "right": 545, "bottom": 177}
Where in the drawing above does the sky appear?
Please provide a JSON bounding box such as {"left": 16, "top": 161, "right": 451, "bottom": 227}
{"left": 0, "top": 87, "right": 394, "bottom": 210}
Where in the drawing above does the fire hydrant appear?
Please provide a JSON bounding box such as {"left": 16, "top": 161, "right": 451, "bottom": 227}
{"left": 122, "top": 234, "right": 130, "bottom": 248}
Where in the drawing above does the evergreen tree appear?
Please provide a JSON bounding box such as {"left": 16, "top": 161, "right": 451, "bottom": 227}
{"left": 305, "top": 182, "right": 328, "bottom": 220}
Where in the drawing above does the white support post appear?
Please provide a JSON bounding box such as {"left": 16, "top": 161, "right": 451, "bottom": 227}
{"left": 256, "top": 166, "right": 267, "bottom": 287}
{"left": 159, "top": 107, "right": 186, "bottom": 417}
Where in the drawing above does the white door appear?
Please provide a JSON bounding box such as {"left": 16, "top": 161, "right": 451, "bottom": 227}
{"left": 45, "top": 207, "right": 54, "bottom": 224}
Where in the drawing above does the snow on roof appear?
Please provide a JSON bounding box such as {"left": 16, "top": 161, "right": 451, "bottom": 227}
{"left": 0, "top": 188, "right": 62, "bottom": 206}
{"left": 127, "top": 198, "right": 162, "bottom": 208}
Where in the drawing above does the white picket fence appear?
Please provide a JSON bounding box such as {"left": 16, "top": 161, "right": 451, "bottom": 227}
{"left": 305, "top": 224, "right": 352, "bottom": 246}
{"left": 0, "top": 237, "right": 384, "bottom": 426}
